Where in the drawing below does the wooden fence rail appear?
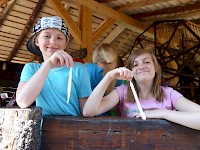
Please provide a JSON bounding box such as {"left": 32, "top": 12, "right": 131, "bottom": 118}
{"left": 42, "top": 116, "right": 200, "bottom": 150}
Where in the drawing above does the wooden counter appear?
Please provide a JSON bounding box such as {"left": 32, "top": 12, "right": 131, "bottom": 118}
{"left": 42, "top": 116, "right": 200, "bottom": 150}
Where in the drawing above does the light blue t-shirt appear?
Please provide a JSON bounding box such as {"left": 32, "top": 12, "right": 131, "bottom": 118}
{"left": 20, "top": 62, "right": 92, "bottom": 116}
{"left": 84, "top": 63, "right": 103, "bottom": 90}
{"left": 84, "top": 63, "right": 123, "bottom": 116}
{"left": 84, "top": 63, "right": 122, "bottom": 90}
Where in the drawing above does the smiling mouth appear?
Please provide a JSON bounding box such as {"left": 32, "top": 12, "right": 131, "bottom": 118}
{"left": 48, "top": 47, "right": 58, "bottom": 51}
{"left": 137, "top": 71, "right": 149, "bottom": 74}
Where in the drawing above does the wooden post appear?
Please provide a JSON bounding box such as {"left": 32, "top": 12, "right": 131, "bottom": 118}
{"left": 0, "top": 107, "right": 42, "bottom": 150}
{"left": 42, "top": 116, "right": 200, "bottom": 149}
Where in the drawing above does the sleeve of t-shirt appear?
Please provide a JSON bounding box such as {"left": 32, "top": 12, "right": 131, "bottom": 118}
{"left": 20, "top": 63, "right": 37, "bottom": 82}
{"left": 115, "top": 84, "right": 128, "bottom": 104}
{"left": 165, "top": 87, "right": 183, "bottom": 108}
{"left": 76, "top": 63, "right": 92, "bottom": 98}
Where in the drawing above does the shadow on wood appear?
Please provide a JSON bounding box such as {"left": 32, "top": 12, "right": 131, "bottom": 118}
{"left": 42, "top": 116, "right": 200, "bottom": 150}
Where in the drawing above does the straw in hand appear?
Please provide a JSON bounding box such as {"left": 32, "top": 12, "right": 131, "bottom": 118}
{"left": 67, "top": 67, "right": 73, "bottom": 103}
{"left": 129, "top": 81, "right": 146, "bottom": 120}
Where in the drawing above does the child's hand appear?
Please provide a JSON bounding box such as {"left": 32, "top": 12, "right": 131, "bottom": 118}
{"left": 109, "top": 67, "right": 133, "bottom": 81}
{"left": 133, "top": 109, "right": 166, "bottom": 119}
{"left": 49, "top": 50, "right": 74, "bottom": 68}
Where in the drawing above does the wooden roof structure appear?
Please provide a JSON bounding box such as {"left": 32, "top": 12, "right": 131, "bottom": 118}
{"left": 0, "top": 0, "right": 200, "bottom": 101}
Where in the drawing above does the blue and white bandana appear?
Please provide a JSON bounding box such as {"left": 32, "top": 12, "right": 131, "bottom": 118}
{"left": 33, "top": 16, "right": 70, "bottom": 40}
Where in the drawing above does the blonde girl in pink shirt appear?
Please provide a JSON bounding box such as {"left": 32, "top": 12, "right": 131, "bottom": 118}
{"left": 83, "top": 48, "right": 200, "bottom": 130}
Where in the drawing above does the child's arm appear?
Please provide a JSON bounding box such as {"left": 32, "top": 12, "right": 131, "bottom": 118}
{"left": 16, "top": 50, "right": 74, "bottom": 108}
{"left": 166, "top": 96, "right": 200, "bottom": 130}
{"left": 83, "top": 67, "right": 133, "bottom": 117}
{"left": 16, "top": 60, "right": 52, "bottom": 108}
{"left": 136, "top": 97, "right": 200, "bottom": 130}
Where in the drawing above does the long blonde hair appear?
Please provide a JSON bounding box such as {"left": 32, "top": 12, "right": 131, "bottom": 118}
{"left": 126, "top": 48, "right": 164, "bottom": 102}
{"left": 93, "top": 43, "right": 119, "bottom": 93}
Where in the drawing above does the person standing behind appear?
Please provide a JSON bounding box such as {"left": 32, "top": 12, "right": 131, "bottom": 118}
{"left": 16, "top": 16, "right": 92, "bottom": 116}
{"left": 84, "top": 43, "right": 123, "bottom": 116}
{"left": 84, "top": 43, "right": 123, "bottom": 94}
{"left": 83, "top": 48, "right": 200, "bottom": 130}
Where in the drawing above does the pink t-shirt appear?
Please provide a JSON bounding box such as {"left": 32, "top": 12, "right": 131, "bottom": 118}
{"left": 115, "top": 85, "right": 183, "bottom": 117}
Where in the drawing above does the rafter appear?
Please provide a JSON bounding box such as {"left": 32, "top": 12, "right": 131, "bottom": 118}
{"left": 116, "top": 0, "right": 170, "bottom": 12}
{"left": 68, "top": 0, "right": 154, "bottom": 38}
{"left": 115, "top": 30, "right": 134, "bottom": 51}
{"left": 0, "top": 0, "right": 8, "bottom": 7}
{"left": 92, "top": 18, "right": 115, "bottom": 43}
{"left": 7, "top": 0, "right": 46, "bottom": 62}
{"left": 95, "top": 0, "right": 114, "bottom": 3}
{"left": 0, "top": 0, "right": 15, "bottom": 26}
{"left": 100, "top": 24, "right": 125, "bottom": 44}
{"left": 144, "top": 9, "right": 200, "bottom": 22}
{"left": 132, "top": 1, "right": 200, "bottom": 18}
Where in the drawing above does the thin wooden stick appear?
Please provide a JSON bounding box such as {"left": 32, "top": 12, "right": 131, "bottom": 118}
{"left": 67, "top": 67, "right": 73, "bottom": 103}
{"left": 130, "top": 81, "right": 146, "bottom": 120}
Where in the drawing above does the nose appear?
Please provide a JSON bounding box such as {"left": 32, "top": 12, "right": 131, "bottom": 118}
{"left": 50, "top": 37, "right": 56, "bottom": 45}
{"left": 138, "top": 63, "right": 145, "bottom": 70}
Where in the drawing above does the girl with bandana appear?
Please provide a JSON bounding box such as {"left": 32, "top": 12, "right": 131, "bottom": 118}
{"left": 16, "top": 16, "right": 92, "bottom": 116}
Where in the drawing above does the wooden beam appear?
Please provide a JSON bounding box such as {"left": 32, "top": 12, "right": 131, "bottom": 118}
{"left": 144, "top": 9, "right": 200, "bottom": 24}
{"left": 0, "top": 0, "right": 8, "bottom": 7}
{"left": 29, "top": 55, "right": 37, "bottom": 62}
{"left": 100, "top": 24, "right": 125, "bottom": 44}
{"left": 48, "top": 0, "right": 82, "bottom": 45}
{"left": 79, "top": 6, "right": 92, "bottom": 62}
{"left": 116, "top": 0, "right": 170, "bottom": 11}
{"left": 131, "top": 1, "right": 200, "bottom": 18}
{"left": 69, "top": 0, "right": 153, "bottom": 38}
{"left": 95, "top": 0, "right": 114, "bottom": 3}
{"left": 92, "top": 18, "right": 115, "bottom": 43}
{"left": 115, "top": 31, "right": 134, "bottom": 51}
{"left": 0, "top": 0, "right": 15, "bottom": 26}
{"left": 6, "top": 0, "right": 46, "bottom": 62}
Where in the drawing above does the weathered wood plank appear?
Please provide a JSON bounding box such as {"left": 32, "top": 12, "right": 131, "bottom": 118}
{"left": 0, "top": 107, "right": 42, "bottom": 150}
{"left": 42, "top": 116, "right": 200, "bottom": 150}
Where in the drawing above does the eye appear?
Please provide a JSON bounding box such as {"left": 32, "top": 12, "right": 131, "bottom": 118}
{"left": 43, "top": 35, "right": 50, "bottom": 38}
{"left": 133, "top": 63, "right": 138, "bottom": 67}
{"left": 57, "top": 37, "right": 64, "bottom": 40}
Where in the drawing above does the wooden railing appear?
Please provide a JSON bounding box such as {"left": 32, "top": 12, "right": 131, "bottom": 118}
{"left": 185, "top": 21, "right": 200, "bottom": 39}
{"left": 42, "top": 116, "right": 200, "bottom": 150}
{"left": 157, "top": 20, "right": 200, "bottom": 48}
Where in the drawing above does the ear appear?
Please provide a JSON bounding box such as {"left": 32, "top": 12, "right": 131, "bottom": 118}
{"left": 35, "top": 36, "right": 39, "bottom": 46}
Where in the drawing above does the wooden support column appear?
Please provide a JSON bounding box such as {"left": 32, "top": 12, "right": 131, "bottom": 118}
{"left": 79, "top": 5, "right": 92, "bottom": 62}
{"left": 0, "top": 107, "right": 42, "bottom": 149}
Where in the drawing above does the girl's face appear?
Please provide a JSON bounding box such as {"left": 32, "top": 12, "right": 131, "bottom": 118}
{"left": 97, "top": 61, "right": 110, "bottom": 69}
{"left": 132, "top": 53, "right": 156, "bottom": 83}
{"left": 35, "top": 28, "right": 68, "bottom": 60}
